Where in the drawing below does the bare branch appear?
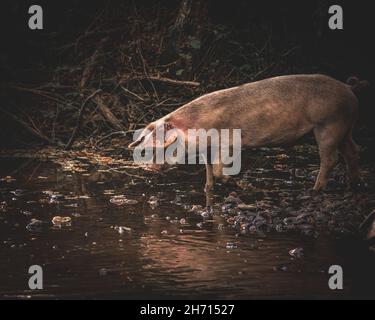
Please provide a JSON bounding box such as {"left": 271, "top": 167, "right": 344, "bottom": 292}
{"left": 65, "top": 89, "right": 102, "bottom": 149}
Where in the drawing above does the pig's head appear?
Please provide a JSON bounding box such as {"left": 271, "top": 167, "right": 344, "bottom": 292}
{"left": 128, "top": 119, "right": 184, "bottom": 172}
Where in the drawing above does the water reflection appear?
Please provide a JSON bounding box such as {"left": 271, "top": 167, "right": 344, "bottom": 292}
{"left": 0, "top": 156, "right": 373, "bottom": 299}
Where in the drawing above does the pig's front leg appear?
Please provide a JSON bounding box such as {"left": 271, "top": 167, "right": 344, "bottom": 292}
{"left": 205, "top": 163, "right": 214, "bottom": 208}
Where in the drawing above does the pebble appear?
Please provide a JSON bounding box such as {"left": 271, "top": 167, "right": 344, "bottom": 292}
{"left": 115, "top": 226, "right": 132, "bottom": 234}
{"left": 226, "top": 242, "right": 238, "bottom": 249}
{"left": 110, "top": 195, "right": 138, "bottom": 206}
{"left": 275, "top": 224, "right": 284, "bottom": 232}
{"left": 49, "top": 194, "right": 65, "bottom": 203}
{"left": 189, "top": 205, "right": 203, "bottom": 213}
{"left": 171, "top": 195, "right": 182, "bottom": 205}
{"left": 273, "top": 265, "right": 288, "bottom": 272}
{"left": 148, "top": 196, "right": 160, "bottom": 208}
{"left": 237, "top": 203, "right": 257, "bottom": 211}
{"left": 26, "top": 219, "right": 49, "bottom": 232}
{"left": 99, "top": 268, "right": 108, "bottom": 276}
{"left": 21, "top": 210, "right": 32, "bottom": 216}
{"left": 289, "top": 247, "right": 304, "bottom": 258}
{"left": 52, "top": 216, "right": 72, "bottom": 227}
{"left": 10, "top": 189, "right": 25, "bottom": 197}
{"left": 201, "top": 211, "right": 210, "bottom": 219}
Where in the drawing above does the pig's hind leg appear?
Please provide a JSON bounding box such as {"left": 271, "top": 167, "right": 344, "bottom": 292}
{"left": 313, "top": 123, "right": 348, "bottom": 192}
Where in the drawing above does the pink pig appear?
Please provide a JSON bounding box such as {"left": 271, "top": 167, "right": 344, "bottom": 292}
{"left": 129, "top": 74, "right": 369, "bottom": 206}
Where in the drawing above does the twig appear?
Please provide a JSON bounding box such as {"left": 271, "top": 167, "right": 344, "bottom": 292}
{"left": 149, "top": 76, "right": 200, "bottom": 87}
{"left": 65, "top": 89, "right": 102, "bottom": 149}
{"left": 0, "top": 109, "right": 53, "bottom": 144}
{"left": 107, "top": 167, "right": 148, "bottom": 180}
{"left": 79, "top": 38, "right": 108, "bottom": 90}
{"left": 8, "top": 84, "right": 76, "bottom": 107}
{"left": 126, "top": 75, "right": 200, "bottom": 87}
{"left": 120, "top": 86, "right": 145, "bottom": 101}
{"left": 94, "top": 130, "right": 134, "bottom": 148}
{"left": 137, "top": 41, "right": 159, "bottom": 100}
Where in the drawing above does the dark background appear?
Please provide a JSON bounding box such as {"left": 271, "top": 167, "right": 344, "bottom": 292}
{"left": 0, "top": 0, "right": 373, "bottom": 148}
{"left": 0, "top": 1, "right": 374, "bottom": 300}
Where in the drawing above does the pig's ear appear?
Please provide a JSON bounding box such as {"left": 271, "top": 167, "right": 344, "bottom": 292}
{"left": 163, "top": 123, "right": 178, "bottom": 148}
{"left": 128, "top": 124, "right": 155, "bottom": 148}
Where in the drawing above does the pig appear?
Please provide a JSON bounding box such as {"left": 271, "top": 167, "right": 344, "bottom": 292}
{"left": 129, "top": 74, "right": 369, "bottom": 206}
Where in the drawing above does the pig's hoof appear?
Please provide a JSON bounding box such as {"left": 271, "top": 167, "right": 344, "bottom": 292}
{"left": 312, "top": 184, "right": 323, "bottom": 193}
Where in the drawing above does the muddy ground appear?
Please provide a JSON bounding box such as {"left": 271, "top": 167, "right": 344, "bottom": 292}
{"left": 0, "top": 139, "right": 374, "bottom": 299}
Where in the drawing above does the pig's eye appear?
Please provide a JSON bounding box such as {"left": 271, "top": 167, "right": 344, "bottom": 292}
{"left": 128, "top": 135, "right": 146, "bottom": 148}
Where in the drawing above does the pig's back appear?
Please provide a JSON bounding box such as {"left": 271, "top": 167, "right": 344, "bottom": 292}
{"left": 169, "top": 74, "right": 358, "bottom": 146}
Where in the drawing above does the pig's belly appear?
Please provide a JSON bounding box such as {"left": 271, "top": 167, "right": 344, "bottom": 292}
{"left": 241, "top": 118, "right": 314, "bottom": 148}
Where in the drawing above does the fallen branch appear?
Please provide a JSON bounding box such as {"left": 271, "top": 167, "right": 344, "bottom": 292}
{"left": 65, "top": 89, "right": 102, "bottom": 149}
{"left": 93, "top": 95, "right": 125, "bottom": 131}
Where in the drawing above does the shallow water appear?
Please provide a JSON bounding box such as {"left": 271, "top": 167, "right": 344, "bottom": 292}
{"left": 0, "top": 155, "right": 374, "bottom": 299}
